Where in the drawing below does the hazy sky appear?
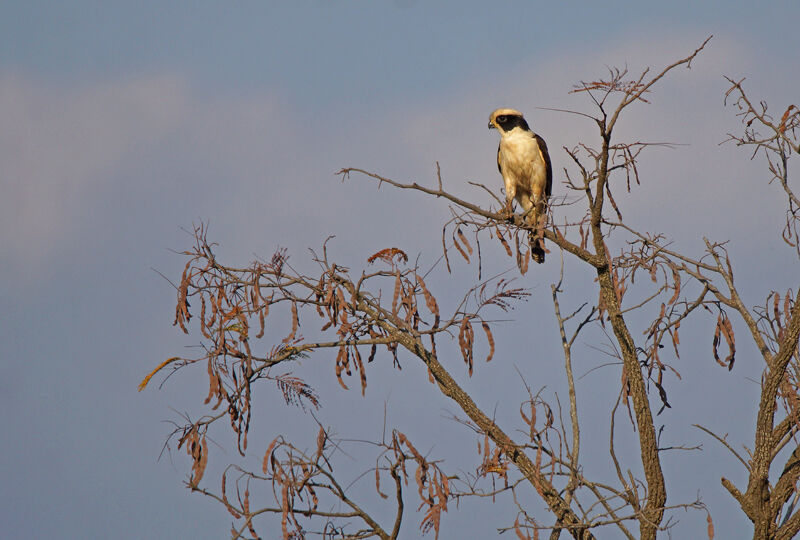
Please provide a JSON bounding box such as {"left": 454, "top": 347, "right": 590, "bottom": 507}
{"left": 2, "top": 2, "right": 799, "bottom": 538}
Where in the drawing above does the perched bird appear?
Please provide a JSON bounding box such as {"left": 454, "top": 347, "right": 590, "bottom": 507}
{"left": 488, "top": 108, "right": 552, "bottom": 263}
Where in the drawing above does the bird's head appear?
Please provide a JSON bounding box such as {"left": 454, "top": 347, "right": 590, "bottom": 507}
{"left": 488, "top": 108, "right": 530, "bottom": 133}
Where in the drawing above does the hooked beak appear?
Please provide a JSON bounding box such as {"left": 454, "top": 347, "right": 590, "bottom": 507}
{"left": 488, "top": 122, "right": 496, "bottom": 130}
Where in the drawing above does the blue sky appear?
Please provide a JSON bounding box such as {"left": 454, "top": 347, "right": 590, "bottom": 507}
{"left": 2, "top": 2, "right": 799, "bottom": 538}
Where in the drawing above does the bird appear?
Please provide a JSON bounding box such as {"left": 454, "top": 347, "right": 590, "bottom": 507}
{"left": 488, "top": 108, "right": 552, "bottom": 263}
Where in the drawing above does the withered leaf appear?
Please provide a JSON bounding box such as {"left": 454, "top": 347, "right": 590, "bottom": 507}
{"left": 282, "top": 302, "right": 299, "bottom": 344}
{"left": 453, "top": 231, "right": 471, "bottom": 263}
{"left": 496, "top": 225, "right": 513, "bottom": 257}
{"left": 481, "top": 321, "right": 495, "bottom": 363}
{"left": 416, "top": 273, "right": 440, "bottom": 328}
{"left": 457, "top": 228, "right": 473, "bottom": 255}
{"left": 392, "top": 270, "right": 402, "bottom": 318}
{"left": 263, "top": 436, "right": 279, "bottom": 474}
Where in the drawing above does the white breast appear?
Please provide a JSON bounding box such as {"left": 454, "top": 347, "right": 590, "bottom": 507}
{"left": 499, "top": 129, "right": 547, "bottom": 204}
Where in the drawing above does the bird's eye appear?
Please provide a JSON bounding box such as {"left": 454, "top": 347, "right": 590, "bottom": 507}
{"left": 497, "top": 115, "right": 506, "bottom": 123}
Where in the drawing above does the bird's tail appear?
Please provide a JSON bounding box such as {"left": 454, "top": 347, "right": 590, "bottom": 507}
{"left": 528, "top": 207, "right": 546, "bottom": 264}
{"left": 529, "top": 232, "right": 545, "bottom": 264}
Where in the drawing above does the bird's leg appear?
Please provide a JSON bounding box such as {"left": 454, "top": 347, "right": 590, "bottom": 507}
{"left": 502, "top": 180, "right": 520, "bottom": 214}
{"left": 501, "top": 194, "right": 516, "bottom": 220}
{"left": 518, "top": 194, "right": 535, "bottom": 225}
{"left": 528, "top": 188, "right": 546, "bottom": 229}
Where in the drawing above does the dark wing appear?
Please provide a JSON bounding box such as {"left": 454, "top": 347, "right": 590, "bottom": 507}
{"left": 496, "top": 143, "right": 502, "bottom": 174}
{"left": 534, "top": 133, "right": 553, "bottom": 198}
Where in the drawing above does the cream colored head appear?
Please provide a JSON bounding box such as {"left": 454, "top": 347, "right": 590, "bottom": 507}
{"left": 488, "top": 108, "right": 530, "bottom": 133}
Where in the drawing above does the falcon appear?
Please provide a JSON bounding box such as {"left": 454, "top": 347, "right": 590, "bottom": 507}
{"left": 488, "top": 108, "right": 552, "bottom": 263}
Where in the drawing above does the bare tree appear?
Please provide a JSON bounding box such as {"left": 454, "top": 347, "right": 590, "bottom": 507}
{"left": 141, "top": 38, "right": 800, "bottom": 540}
